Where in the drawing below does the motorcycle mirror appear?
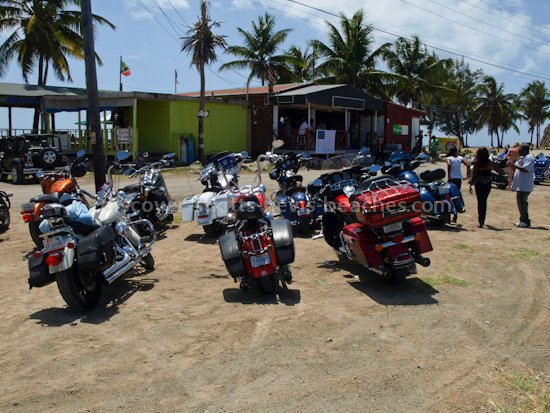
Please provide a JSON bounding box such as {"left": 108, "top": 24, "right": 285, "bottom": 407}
{"left": 117, "top": 150, "right": 131, "bottom": 161}
{"left": 369, "top": 164, "right": 381, "bottom": 174}
{"left": 76, "top": 149, "right": 86, "bottom": 159}
{"left": 164, "top": 152, "right": 176, "bottom": 159}
{"left": 36, "top": 170, "right": 44, "bottom": 178}
{"left": 272, "top": 139, "right": 284, "bottom": 150}
{"left": 239, "top": 151, "right": 249, "bottom": 158}
{"left": 143, "top": 152, "right": 149, "bottom": 158}
{"left": 358, "top": 147, "right": 369, "bottom": 156}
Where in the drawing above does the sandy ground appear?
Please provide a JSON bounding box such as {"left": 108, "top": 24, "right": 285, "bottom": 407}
{"left": 0, "top": 160, "right": 548, "bottom": 412}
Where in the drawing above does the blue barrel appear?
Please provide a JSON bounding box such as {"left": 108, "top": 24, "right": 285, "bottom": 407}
{"left": 187, "top": 137, "right": 195, "bottom": 164}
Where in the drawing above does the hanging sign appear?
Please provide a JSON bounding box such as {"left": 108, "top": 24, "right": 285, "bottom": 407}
{"left": 315, "top": 129, "right": 336, "bottom": 154}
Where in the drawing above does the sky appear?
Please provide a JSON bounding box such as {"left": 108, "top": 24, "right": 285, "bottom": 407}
{"left": 1, "top": 0, "right": 550, "bottom": 147}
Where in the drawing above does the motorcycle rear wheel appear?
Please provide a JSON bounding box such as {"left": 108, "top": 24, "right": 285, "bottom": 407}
{"left": 56, "top": 268, "right": 102, "bottom": 312}
{"left": 0, "top": 204, "right": 9, "bottom": 233}
{"left": 298, "top": 219, "right": 311, "bottom": 236}
{"left": 29, "top": 222, "right": 44, "bottom": 249}
{"left": 142, "top": 253, "right": 155, "bottom": 270}
{"left": 257, "top": 275, "right": 276, "bottom": 295}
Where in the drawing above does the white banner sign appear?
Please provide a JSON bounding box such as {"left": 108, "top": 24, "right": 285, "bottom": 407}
{"left": 315, "top": 129, "right": 336, "bottom": 154}
{"left": 116, "top": 128, "right": 132, "bottom": 145}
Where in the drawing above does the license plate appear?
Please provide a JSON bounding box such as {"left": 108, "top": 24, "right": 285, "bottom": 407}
{"left": 297, "top": 207, "right": 310, "bottom": 216}
{"left": 43, "top": 236, "right": 65, "bottom": 252}
{"left": 383, "top": 222, "right": 403, "bottom": 234}
{"left": 250, "top": 252, "right": 271, "bottom": 268}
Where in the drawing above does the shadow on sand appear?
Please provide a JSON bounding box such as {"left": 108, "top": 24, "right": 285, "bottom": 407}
{"left": 184, "top": 233, "right": 218, "bottom": 245}
{"left": 29, "top": 270, "right": 158, "bottom": 327}
{"left": 223, "top": 282, "right": 301, "bottom": 306}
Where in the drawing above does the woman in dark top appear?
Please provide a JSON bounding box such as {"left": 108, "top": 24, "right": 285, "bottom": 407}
{"left": 469, "top": 147, "right": 502, "bottom": 228}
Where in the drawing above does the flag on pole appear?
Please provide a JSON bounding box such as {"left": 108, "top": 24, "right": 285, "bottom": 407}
{"left": 120, "top": 60, "right": 131, "bottom": 77}
{"left": 175, "top": 70, "right": 180, "bottom": 85}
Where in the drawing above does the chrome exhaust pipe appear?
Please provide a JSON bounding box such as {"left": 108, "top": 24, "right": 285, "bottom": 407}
{"left": 102, "top": 255, "right": 131, "bottom": 282}
{"left": 104, "top": 259, "right": 137, "bottom": 284}
{"left": 414, "top": 255, "right": 431, "bottom": 267}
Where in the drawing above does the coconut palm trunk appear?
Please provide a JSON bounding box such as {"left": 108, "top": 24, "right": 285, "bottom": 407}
{"left": 198, "top": 61, "right": 206, "bottom": 163}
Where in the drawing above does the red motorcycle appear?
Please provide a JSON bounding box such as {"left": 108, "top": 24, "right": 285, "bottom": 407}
{"left": 320, "top": 172, "right": 433, "bottom": 283}
{"left": 219, "top": 194, "right": 295, "bottom": 294}
{"left": 21, "top": 151, "right": 90, "bottom": 248}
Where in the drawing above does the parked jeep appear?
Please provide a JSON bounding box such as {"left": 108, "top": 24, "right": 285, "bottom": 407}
{"left": 0, "top": 134, "right": 67, "bottom": 184}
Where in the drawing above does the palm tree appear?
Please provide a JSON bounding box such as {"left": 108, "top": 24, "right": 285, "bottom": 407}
{"left": 309, "top": 9, "right": 390, "bottom": 98}
{"left": 281, "top": 45, "right": 316, "bottom": 83}
{"left": 181, "top": 0, "right": 227, "bottom": 163}
{"left": 519, "top": 81, "right": 550, "bottom": 148}
{"left": 474, "top": 76, "right": 518, "bottom": 148}
{"left": 220, "top": 13, "right": 292, "bottom": 89}
{"left": 383, "top": 35, "right": 451, "bottom": 110}
{"left": 0, "top": 0, "right": 115, "bottom": 130}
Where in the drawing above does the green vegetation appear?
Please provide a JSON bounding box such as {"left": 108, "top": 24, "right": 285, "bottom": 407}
{"left": 504, "top": 248, "right": 540, "bottom": 260}
{"left": 455, "top": 243, "right": 473, "bottom": 251}
{"left": 488, "top": 366, "right": 550, "bottom": 413}
{"left": 421, "top": 274, "right": 472, "bottom": 287}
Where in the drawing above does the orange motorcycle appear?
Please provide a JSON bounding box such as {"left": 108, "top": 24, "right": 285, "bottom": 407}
{"left": 21, "top": 150, "right": 90, "bottom": 248}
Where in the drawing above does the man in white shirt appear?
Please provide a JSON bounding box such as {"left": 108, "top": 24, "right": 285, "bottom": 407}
{"left": 510, "top": 144, "right": 535, "bottom": 228}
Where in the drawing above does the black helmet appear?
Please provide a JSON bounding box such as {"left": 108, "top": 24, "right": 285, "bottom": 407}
{"left": 235, "top": 195, "right": 263, "bottom": 221}
{"left": 70, "top": 162, "right": 87, "bottom": 178}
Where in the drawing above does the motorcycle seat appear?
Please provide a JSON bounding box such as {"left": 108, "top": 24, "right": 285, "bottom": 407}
{"left": 123, "top": 183, "right": 140, "bottom": 193}
{"left": 30, "top": 193, "right": 60, "bottom": 203}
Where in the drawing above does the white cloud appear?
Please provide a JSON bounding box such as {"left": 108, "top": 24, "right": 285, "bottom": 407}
{"left": 230, "top": 0, "right": 254, "bottom": 10}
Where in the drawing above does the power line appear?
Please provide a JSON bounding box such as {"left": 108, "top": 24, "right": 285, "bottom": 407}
{"left": 150, "top": 0, "right": 183, "bottom": 36}
{"left": 166, "top": 0, "right": 190, "bottom": 27}
{"left": 285, "top": 0, "right": 550, "bottom": 82}
{"left": 136, "top": 0, "right": 179, "bottom": 41}
{"left": 476, "top": 0, "right": 550, "bottom": 35}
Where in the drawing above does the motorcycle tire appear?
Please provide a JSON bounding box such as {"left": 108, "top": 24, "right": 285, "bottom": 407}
{"left": 204, "top": 221, "right": 223, "bottom": 237}
{"left": 257, "top": 274, "right": 276, "bottom": 295}
{"left": 37, "top": 148, "right": 59, "bottom": 169}
{"left": 496, "top": 183, "right": 508, "bottom": 190}
{"left": 298, "top": 219, "right": 311, "bottom": 236}
{"left": 0, "top": 204, "right": 9, "bottom": 233}
{"left": 11, "top": 162, "right": 24, "bottom": 185}
{"left": 29, "top": 222, "right": 44, "bottom": 249}
{"left": 142, "top": 253, "right": 155, "bottom": 270}
{"left": 56, "top": 268, "right": 102, "bottom": 312}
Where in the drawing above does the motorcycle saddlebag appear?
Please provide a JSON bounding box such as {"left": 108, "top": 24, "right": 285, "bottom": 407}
{"left": 28, "top": 251, "right": 54, "bottom": 288}
{"left": 219, "top": 230, "right": 245, "bottom": 277}
{"left": 271, "top": 219, "right": 295, "bottom": 266}
{"left": 77, "top": 225, "right": 116, "bottom": 272}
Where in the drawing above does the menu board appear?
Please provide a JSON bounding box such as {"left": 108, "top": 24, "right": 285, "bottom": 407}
{"left": 315, "top": 129, "right": 336, "bottom": 154}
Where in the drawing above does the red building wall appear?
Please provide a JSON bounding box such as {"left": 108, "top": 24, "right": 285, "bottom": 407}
{"left": 384, "top": 102, "right": 425, "bottom": 151}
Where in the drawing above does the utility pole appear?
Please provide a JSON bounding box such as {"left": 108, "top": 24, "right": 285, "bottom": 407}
{"left": 81, "top": 0, "right": 105, "bottom": 191}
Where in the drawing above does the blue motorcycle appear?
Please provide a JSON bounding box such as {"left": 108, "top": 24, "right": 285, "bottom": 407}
{"left": 269, "top": 153, "right": 324, "bottom": 235}
{"left": 534, "top": 153, "right": 549, "bottom": 184}
{"left": 382, "top": 151, "right": 465, "bottom": 225}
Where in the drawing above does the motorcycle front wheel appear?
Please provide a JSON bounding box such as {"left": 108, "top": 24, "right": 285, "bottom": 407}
{"left": 0, "top": 203, "right": 9, "bottom": 233}
{"left": 56, "top": 268, "right": 102, "bottom": 312}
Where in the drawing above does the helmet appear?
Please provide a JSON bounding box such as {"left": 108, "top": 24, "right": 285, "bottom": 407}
{"left": 235, "top": 194, "right": 263, "bottom": 221}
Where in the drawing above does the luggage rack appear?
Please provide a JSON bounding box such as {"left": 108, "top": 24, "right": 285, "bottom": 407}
{"left": 357, "top": 177, "right": 418, "bottom": 201}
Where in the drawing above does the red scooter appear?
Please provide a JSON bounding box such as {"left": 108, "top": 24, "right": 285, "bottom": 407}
{"left": 320, "top": 172, "right": 433, "bottom": 283}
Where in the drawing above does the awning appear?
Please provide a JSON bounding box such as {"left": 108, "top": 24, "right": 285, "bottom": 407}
{"left": 268, "top": 84, "right": 384, "bottom": 112}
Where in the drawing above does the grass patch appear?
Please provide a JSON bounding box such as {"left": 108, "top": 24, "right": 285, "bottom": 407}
{"left": 504, "top": 248, "right": 540, "bottom": 260}
{"left": 455, "top": 243, "right": 473, "bottom": 251}
{"left": 446, "top": 260, "right": 466, "bottom": 274}
{"left": 542, "top": 236, "right": 550, "bottom": 241}
{"left": 487, "top": 366, "right": 550, "bottom": 413}
{"left": 313, "top": 279, "right": 328, "bottom": 287}
{"left": 171, "top": 214, "right": 183, "bottom": 224}
{"left": 420, "top": 274, "right": 472, "bottom": 288}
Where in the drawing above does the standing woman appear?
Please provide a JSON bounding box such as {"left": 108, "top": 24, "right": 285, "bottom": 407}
{"left": 469, "top": 147, "right": 502, "bottom": 228}
{"left": 446, "top": 147, "right": 469, "bottom": 190}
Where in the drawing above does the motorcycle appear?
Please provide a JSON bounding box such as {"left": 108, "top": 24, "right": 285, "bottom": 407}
{"left": 219, "top": 145, "right": 295, "bottom": 294}
{"left": 0, "top": 188, "right": 12, "bottom": 233}
{"left": 182, "top": 150, "right": 248, "bottom": 237}
{"left": 21, "top": 150, "right": 91, "bottom": 248}
{"left": 382, "top": 151, "right": 465, "bottom": 225}
{"left": 489, "top": 152, "right": 509, "bottom": 189}
{"left": 123, "top": 152, "right": 177, "bottom": 230}
{"left": 534, "top": 153, "right": 549, "bottom": 184}
{"left": 26, "top": 151, "right": 156, "bottom": 312}
{"left": 320, "top": 171, "right": 433, "bottom": 284}
{"left": 268, "top": 151, "right": 323, "bottom": 234}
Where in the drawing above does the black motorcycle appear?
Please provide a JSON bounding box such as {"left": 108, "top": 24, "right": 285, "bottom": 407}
{"left": 123, "top": 152, "right": 177, "bottom": 230}
{"left": 0, "top": 189, "right": 12, "bottom": 233}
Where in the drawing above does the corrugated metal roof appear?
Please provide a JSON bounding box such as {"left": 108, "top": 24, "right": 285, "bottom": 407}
{"left": 0, "top": 82, "right": 89, "bottom": 97}
{"left": 179, "top": 83, "right": 311, "bottom": 97}
{"left": 274, "top": 84, "right": 347, "bottom": 96}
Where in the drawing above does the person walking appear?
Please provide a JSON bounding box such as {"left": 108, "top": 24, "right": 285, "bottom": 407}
{"left": 510, "top": 144, "right": 535, "bottom": 228}
{"left": 446, "top": 146, "right": 469, "bottom": 190}
{"left": 429, "top": 137, "right": 440, "bottom": 163}
{"left": 469, "top": 147, "right": 502, "bottom": 228}
{"left": 505, "top": 141, "right": 521, "bottom": 188}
